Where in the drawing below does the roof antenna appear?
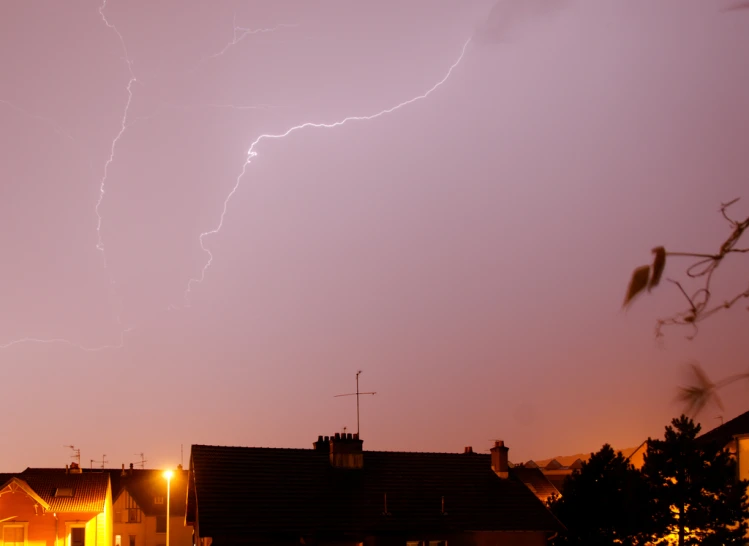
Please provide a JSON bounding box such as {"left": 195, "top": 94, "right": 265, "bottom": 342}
{"left": 334, "top": 370, "right": 376, "bottom": 437}
{"left": 180, "top": 444, "right": 184, "bottom": 468}
{"left": 134, "top": 453, "right": 147, "bottom": 469}
{"left": 91, "top": 454, "right": 108, "bottom": 469}
{"left": 64, "top": 445, "right": 81, "bottom": 466}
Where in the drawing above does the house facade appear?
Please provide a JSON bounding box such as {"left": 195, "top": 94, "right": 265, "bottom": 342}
{"left": 697, "top": 409, "right": 749, "bottom": 483}
{"left": 110, "top": 467, "right": 192, "bottom": 546}
{"left": 0, "top": 465, "right": 112, "bottom": 546}
{"left": 186, "top": 435, "right": 563, "bottom": 546}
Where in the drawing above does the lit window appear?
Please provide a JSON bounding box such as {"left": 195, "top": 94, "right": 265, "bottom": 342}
{"left": 125, "top": 495, "right": 141, "bottom": 523}
{"left": 3, "top": 525, "right": 25, "bottom": 546}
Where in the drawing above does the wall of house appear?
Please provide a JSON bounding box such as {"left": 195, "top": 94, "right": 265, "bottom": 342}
{"left": 0, "top": 489, "right": 103, "bottom": 546}
{"left": 142, "top": 514, "right": 192, "bottom": 546}
{"left": 737, "top": 435, "right": 749, "bottom": 482}
{"left": 112, "top": 492, "right": 191, "bottom": 546}
{"left": 113, "top": 491, "right": 146, "bottom": 546}
{"left": 205, "top": 532, "right": 550, "bottom": 546}
{"left": 465, "top": 531, "right": 548, "bottom": 546}
{"left": 96, "top": 482, "right": 113, "bottom": 546}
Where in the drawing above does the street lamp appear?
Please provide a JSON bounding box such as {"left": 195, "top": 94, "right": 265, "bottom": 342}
{"left": 163, "top": 470, "right": 173, "bottom": 546}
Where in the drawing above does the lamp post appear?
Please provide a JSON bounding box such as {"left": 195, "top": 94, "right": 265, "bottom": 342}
{"left": 163, "top": 470, "right": 173, "bottom": 546}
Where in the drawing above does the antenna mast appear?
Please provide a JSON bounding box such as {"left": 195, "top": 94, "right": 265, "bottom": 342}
{"left": 64, "top": 445, "right": 81, "bottom": 466}
{"left": 134, "top": 453, "right": 148, "bottom": 469}
{"left": 91, "top": 454, "right": 108, "bottom": 469}
{"left": 334, "top": 370, "right": 376, "bottom": 436}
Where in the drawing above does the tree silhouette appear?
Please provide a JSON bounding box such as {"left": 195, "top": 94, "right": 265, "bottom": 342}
{"left": 641, "top": 415, "right": 749, "bottom": 546}
{"left": 549, "top": 444, "right": 653, "bottom": 546}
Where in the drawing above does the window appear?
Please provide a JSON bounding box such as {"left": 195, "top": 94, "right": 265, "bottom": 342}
{"left": 125, "top": 495, "right": 141, "bottom": 523}
{"left": 71, "top": 528, "right": 85, "bottom": 546}
{"left": 154, "top": 497, "right": 164, "bottom": 505}
{"left": 3, "top": 526, "right": 25, "bottom": 546}
{"left": 115, "top": 535, "right": 121, "bottom": 546}
{"left": 156, "top": 516, "right": 166, "bottom": 534}
{"left": 129, "top": 536, "right": 136, "bottom": 546}
{"left": 55, "top": 488, "right": 74, "bottom": 497}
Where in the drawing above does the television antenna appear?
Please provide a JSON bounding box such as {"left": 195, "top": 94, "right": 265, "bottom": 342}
{"left": 91, "top": 454, "right": 108, "bottom": 469}
{"left": 134, "top": 453, "right": 148, "bottom": 469}
{"left": 334, "top": 370, "right": 376, "bottom": 436}
{"left": 64, "top": 445, "right": 81, "bottom": 466}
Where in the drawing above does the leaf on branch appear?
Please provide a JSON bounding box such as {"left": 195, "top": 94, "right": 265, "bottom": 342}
{"left": 623, "top": 265, "right": 650, "bottom": 308}
{"left": 649, "top": 246, "right": 666, "bottom": 290}
{"left": 677, "top": 361, "right": 723, "bottom": 417}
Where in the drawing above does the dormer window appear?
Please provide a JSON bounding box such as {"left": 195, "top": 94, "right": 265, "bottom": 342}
{"left": 54, "top": 488, "right": 74, "bottom": 497}
{"left": 154, "top": 496, "right": 164, "bottom": 505}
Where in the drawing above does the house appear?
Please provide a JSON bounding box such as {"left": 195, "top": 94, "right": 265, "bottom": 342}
{"left": 186, "top": 434, "right": 564, "bottom": 546}
{"left": 697, "top": 409, "right": 749, "bottom": 483}
{"left": 110, "top": 466, "right": 192, "bottom": 546}
{"left": 0, "top": 464, "right": 112, "bottom": 546}
{"left": 509, "top": 467, "right": 559, "bottom": 505}
{"left": 624, "top": 409, "right": 749, "bottom": 478}
{"left": 514, "top": 459, "right": 582, "bottom": 494}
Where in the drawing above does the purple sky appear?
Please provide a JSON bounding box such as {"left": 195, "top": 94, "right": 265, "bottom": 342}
{"left": 1, "top": 0, "right": 748, "bottom": 472}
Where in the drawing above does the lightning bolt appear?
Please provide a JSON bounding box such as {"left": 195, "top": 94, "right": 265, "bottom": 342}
{"left": 1, "top": 0, "right": 136, "bottom": 352}
{"left": 185, "top": 37, "right": 472, "bottom": 301}
{"left": 190, "top": 17, "right": 298, "bottom": 73}
{"left": 95, "top": 0, "right": 137, "bottom": 264}
{"left": 0, "top": 328, "right": 134, "bottom": 352}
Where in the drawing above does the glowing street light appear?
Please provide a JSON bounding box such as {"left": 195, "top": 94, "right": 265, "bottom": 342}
{"left": 163, "top": 470, "right": 173, "bottom": 546}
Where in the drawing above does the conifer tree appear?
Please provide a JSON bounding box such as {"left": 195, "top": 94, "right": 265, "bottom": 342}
{"left": 641, "top": 415, "right": 749, "bottom": 546}
{"left": 549, "top": 444, "right": 653, "bottom": 546}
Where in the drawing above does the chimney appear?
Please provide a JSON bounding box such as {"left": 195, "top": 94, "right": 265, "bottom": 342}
{"left": 491, "top": 440, "right": 509, "bottom": 478}
{"left": 121, "top": 463, "right": 126, "bottom": 477}
{"left": 313, "top": 435, "right": 330, "bottom": 452}
{"left": 464, "top": 446, "right": 474, "bottom": 454}
{"left": 69, "top": 462, "right": 82, "bottom": 474}
{"left": 65, "top": 464, "right": 69, "bottom": 474}
{"left": 129, "top": 463, "right": 134, "bottom": 475}
{"left": 329, "top": 432, "right": 363, "bottom": 469}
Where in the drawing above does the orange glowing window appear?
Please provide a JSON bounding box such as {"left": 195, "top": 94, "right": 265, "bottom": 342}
{"left": 3, "top": 526, "right": 24, "bottom": 546}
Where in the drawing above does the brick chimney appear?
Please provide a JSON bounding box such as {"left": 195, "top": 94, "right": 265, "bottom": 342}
{"left": 329, "top": 433, "right": 363, "bottom": 469}
{"left": 491, "top": 440, "right": 509, "bottom": 478}
{"left": 313, "top": 435, "right": 331, "bottom": 452}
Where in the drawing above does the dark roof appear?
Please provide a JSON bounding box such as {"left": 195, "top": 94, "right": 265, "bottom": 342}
{"left": 568, "top": 459, "right": 583, "bottom": 470}
{"left": 189, "top": 444, "right": 563, "bottom": 540}
{"left": 19, "top": 469, "right": 109, "bottom": 512}
{"left": 511, "top": 467, "right": 560, "bottom": 503}
{"left": 113, "top": 469, "right": 188, "bottom": 517}
{"left": 698, "top": 410, "right": 749, "bottom": 447}
{"left": 543, "top": 459, "right": 562, "bottom": 470}
{"left": 543, "top": 474, "right": 569, "bottom": 493}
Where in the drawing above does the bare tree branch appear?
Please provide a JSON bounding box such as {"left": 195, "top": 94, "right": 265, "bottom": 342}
{"left": 626, "top": 198, "right": 749, "bottom": 337}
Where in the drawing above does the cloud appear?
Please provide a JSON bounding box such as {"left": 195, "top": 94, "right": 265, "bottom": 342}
{"left": 722, "top": 1, "right": 749, "bottom": 11}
